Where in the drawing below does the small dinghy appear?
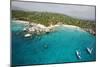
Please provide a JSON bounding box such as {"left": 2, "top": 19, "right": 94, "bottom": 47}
{"left": 24, "top": 33, "right": 32, "bottom": 37}
{"left": 86, "top": 47, "right": 93, "bottom": 54}
{"left": 76, "top": 50, "right": 81, "bottom": 60}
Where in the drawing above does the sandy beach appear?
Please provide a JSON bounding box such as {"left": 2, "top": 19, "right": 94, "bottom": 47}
{"left": 12, "top": 20, "right": 86, "bottom": 33}
{"left": 12, "top": 20, "right": 29, "bottom": 24}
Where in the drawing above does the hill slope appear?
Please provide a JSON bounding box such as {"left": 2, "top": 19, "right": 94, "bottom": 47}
{"left": 12, "top": 10, "right": 96, "bottom": 33}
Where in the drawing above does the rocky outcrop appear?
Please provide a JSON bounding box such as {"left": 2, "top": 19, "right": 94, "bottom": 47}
{"left": 23, "top": 23, "right": 53, "bottom": 36}
{"left": 83, "top": 28, "right": 96, "bottom": 35}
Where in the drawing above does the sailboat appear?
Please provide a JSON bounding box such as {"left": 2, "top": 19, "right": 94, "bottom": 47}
{"left": 86, "top": 47, "right": 93, "bottom": 54}
{"left": 75, "top": 50, "right": 81, "bottom": 60}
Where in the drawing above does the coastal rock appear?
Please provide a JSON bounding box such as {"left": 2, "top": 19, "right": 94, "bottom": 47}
{"left": 83, "top": 28, "right": 96, "bottom": 35}
{"left": 23, "top": 23, "right": 52, "bottom": 35}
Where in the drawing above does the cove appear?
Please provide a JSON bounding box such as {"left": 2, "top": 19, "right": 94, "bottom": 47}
{"left": 11, "top": 21, "right": 96, "bottom": 66}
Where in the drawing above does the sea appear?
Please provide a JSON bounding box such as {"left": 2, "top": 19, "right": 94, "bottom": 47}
{"left": 11, "top": 20, "right": 96, "bottom": 66}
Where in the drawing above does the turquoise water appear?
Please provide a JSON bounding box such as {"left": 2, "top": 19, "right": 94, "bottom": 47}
{"left": 11, "top": 21, "right": 96, "bottom": 66}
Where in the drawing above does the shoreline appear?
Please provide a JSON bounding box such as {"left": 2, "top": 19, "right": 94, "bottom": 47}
{"left": 12, "top": 20, "right": 83, "bottom": 30}
{"left": 12, "top": 20, "right": 95, "bottom": 36}
{"left": 12, "top": 20, "right": 29, "bottom": 24}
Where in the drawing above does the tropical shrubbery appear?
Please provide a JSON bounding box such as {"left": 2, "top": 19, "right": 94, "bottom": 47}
{"left": 12, "top": 10, "right": 96, "bottom": 30}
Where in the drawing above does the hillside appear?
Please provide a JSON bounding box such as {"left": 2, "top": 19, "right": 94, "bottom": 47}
{"left": 12, "top": 10, "right": 96, "bottom": 34}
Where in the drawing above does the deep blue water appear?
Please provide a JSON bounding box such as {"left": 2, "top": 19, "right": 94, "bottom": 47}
{"left": 11, "top": 21, "right": 96, "bottom": 66}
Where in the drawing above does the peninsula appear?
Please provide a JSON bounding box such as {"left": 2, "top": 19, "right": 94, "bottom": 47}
{"left": 12, "top": 10, "right": 96, "bottom": 35}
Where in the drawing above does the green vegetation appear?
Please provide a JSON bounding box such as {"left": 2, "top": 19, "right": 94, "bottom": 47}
{"left": 12, "top": 10, "right": 96, "bottom": 30}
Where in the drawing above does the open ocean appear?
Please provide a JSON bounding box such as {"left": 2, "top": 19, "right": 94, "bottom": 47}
{"left": 11, "top": 20, "right": 96, "bottom": 66}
